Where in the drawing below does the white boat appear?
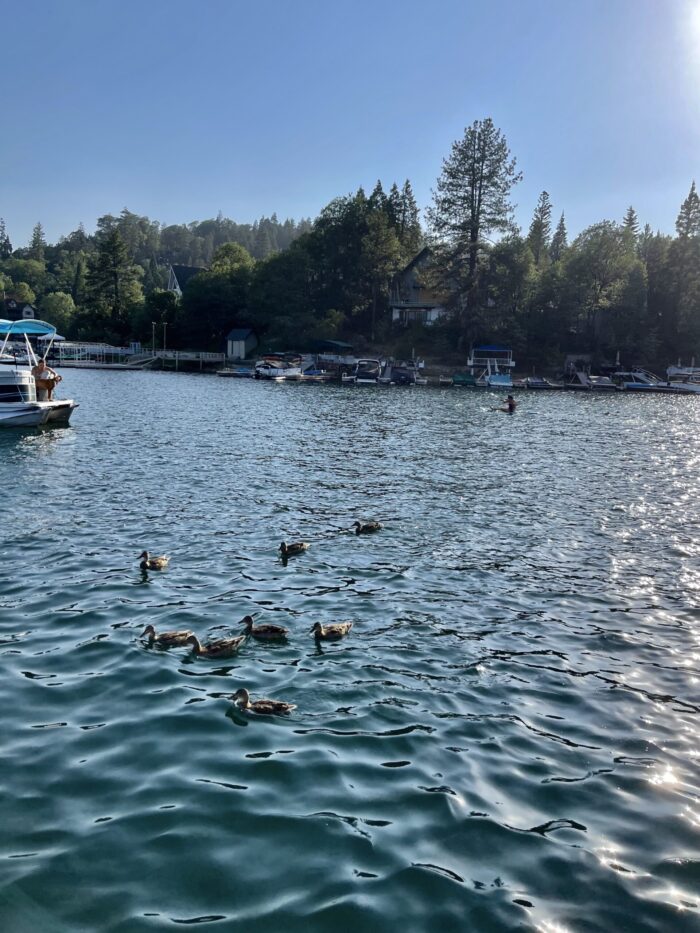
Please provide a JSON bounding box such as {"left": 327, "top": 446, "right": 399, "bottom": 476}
{"left": 612, "top": 369, "right": 694, "bottom": 394}
{"left": 254, "top": 358, "right": 302, "bottom": 380}
{"left": 0, "top": 319, "right": 78, "bottom": 427}
{"left": 342, "top": 359, "right": 382, "bottom": 385}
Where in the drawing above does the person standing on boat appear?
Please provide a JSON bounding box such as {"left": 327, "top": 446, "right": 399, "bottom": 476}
{"left": 32, "top": 358, "right": 61, "bottom": 400}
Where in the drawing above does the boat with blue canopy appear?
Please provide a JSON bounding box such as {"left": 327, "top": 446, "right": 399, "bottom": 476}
{"left": 0, "top": 319, "right": 77, "bottom": 427}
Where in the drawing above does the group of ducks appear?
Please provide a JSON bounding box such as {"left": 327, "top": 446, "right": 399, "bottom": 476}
{"left": 136, "top": 518, "right": 383, "bottom": 716}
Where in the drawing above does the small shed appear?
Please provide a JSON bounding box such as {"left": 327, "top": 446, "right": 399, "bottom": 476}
{"left": 226, "top": 328, "right": 258, "bottom": 360}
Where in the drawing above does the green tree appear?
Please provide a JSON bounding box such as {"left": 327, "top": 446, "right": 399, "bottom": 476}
{"left": 11, "top": 282, "right": 36, "bottom": 304}
{"left": 549, "top": 212, "right": 568, "bottom": 263}
{"left": 39, "top": 292, "right": 76, "bottom": 335}
{"left": 28, "top": 222, "right": 47, "bottom": 262}
{"left": 178, "top": 243, "right": 254, "bottom": 349}
{"left": 676, "top": 181, "right": 700, "bottom": 238}
{"left": 622, "top": 205, "right": 640, "bottom": 237}
{"left": 86, "top": 229, "right": 144, "bottom": 340}
{"left": 427, "top": 117, "right": 522, "bottom": 344}
{"left": 0, "top": 218, "right": 12, "bottom": 259}
{"left": 526, "top": 191, "right": 553, "bottom": 267}
{"left": 361, "top": 211, "right": 402, "bottom": 341}
{"left": 561, "top": 221, "right": 642, "bottom": 355}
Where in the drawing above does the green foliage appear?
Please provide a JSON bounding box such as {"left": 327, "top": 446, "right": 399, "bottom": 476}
{"left": 28, "top": 222, "right": 47, "bottom": 261}
{"left": 0, "top": 218, "right": 12, "bottom": 259}
{"left": 10, "top": 282, "right": 37, "bottom": 304}
{"left": 85, "top": 229, "right": 144, "bottom": 341}
{"left": 549, "top": 213, "right": 568, "bottom": 263}
{"left": 527, "top": 191, "right": 553, "bottom": 267}
{"left": 427, "top": 117, "right": 522, "bottom": 345}
{"left": 676, "top": 181, "right": 700, "bottom": 238}
{"left": 39, "top": 291, "right": 76, "bottom": 335}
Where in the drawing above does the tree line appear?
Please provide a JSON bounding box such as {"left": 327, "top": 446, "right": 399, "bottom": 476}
{"left": 1, "top": 123, "right": 699, "bottom": 370}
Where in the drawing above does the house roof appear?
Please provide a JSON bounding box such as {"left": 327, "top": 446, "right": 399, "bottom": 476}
{"left": 400, "top": 246, "right": 432, "bottom": 275}
{"left": 314, "top": 339, "right": 354, "bottom": 351}
{"left": 226, "top": 328, "right": 255, "bottom": 341}
{"left": 170, "top": 264, "right": 206, "bottom": 289}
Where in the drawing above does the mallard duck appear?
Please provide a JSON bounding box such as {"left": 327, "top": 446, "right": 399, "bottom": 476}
{"left": 232, "top": 687, "right": 296, "bottom": 715}
{"left": 186, "top": 633, "right": 246, "bottom": 658}
{"left": 279, "top": 541, "right": 309, "bottom": 557}
{"left": 139, "top": 551, "right": 170, "bottom": 571}
{"left": 239, "top": 614, "right": 289, "bottom": 640}
{"left": 353, "top": 520, "right": 383, "bottom": 535}
{"left": 141, "top": 624, "right": 193, "bottom": 647}
{"left": 310, "top": 621, "right": 353, "bottom": 640}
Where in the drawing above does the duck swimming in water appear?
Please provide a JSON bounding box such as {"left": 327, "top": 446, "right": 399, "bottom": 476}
{"left": 353, "top": 520, "right": 383, "bottom": 535}
{"left": 239, "top": 614, "right": 289, "bottom": 640}
{"left": 232, "top": 687, "right": 296, "bottom": 715}
{"left": 141, "top": 624, "right": 192, "bottom": 647}
{"left": 186, "top": 633, "right": 246, "bottom": 658}
{"left": 310, "top": 621, "right": 353, "bottom": 641}
{"left": 279, "top": 541, "right": 309, "bottom": 557}
{"left": 139, "top": 551, "right": 170, "bottom": 571}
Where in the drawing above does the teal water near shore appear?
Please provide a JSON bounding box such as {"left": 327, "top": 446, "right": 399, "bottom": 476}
{"left": 2, "top": 371, "right": 700, "bottom": 932}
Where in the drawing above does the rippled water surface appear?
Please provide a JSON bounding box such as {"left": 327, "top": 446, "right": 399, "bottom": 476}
{"left": 3, "top": 370, "right": 700, "bottom": 931}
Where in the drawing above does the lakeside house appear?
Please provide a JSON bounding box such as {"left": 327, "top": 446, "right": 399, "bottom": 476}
{"left": 389, "top": 248, "right": 448, "bottom": 327}
{"left": 3, "top": 298, "right": 38, "bottom": 321}
{"left": 226, "top": 328, "right": 258, "bottom": 360}
{"left": 167, "top": 264, "right": 206, "bottom": 298}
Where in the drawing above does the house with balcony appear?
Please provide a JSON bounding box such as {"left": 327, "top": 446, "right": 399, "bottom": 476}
{"left": 389, "top": 248, "right": 449, "bottom": 327}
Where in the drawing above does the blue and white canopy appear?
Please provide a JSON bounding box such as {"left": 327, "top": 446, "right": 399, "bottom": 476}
{"left": 0, "top": 319, "right": 57, "bottom": 337}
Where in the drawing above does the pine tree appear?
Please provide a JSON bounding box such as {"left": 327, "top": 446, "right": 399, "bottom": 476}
{"left": 29, "top": 221, "right": 47, "bottom": 261}
{"left": 0, "top": 218, "right": 12, "bottom": 259}
{"left": 397, "top": 180, "right": 422, "bottom": 256}
{"left": 427, "top": 118, "right": 521, "bottom": 341}
{"left": 368, "top": 180, "right": 386, "bottom": 212}
{"left": 526, "top": 191, "right": 553, "bottom": 266}
{"left": 549, "top": 212, "right": 568, "bottom": 262}
{"left": 676, "top": 181, "right": 700, "bottom": 237}
{"left": 87, "top": 229, "right": 142, "bottom": 335}
{"left": 623, "top": 205, "right": 640, "bottom": 237}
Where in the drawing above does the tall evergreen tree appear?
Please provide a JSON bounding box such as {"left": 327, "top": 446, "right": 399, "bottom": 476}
{"left": 549, "top": 212, "right": 568, "bottom": 262}
{"left": 0, "top": 218, "right": 11, "bottom": 259}
{"left": 427, "top": 117, "right": 522, "bottom": 342}
{"left": 676, "top": 181, "right": 700, "bottom": 238}
{"left": 87, "top": 229, "right": 142, "bottom": 337}
{"left": 397, "top": 180, "right": 422, "bottom": 257}
{"left": 623, "top": 205, "right": 640, "bottom": 237}
{"left": 28, "top": 222, "right": 47, "bottom": 261}
{"left": 527, "top": 191, "right": 553, "bottom": 267}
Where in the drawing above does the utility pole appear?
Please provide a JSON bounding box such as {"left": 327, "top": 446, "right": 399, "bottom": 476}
{"left": 151, "top": 321, "right": 156, "bottom": 355}
{"left": 163, "top": 322, "right": 167, "bottom": 353}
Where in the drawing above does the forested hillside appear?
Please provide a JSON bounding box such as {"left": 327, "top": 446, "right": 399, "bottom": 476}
{"left": 2, "top": 121, "right": 699, "bottom": 371}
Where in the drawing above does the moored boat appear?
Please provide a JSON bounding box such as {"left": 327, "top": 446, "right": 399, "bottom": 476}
{"left": 341, "top": 359, "right": 382, "bottom": 385}
{"left": 0, "top": 319, "right": 77, "bottom": 427}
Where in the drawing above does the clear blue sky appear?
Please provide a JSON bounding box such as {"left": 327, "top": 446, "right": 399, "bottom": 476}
{"left": 2, "top": 0, "right": 699, "bottom": 247}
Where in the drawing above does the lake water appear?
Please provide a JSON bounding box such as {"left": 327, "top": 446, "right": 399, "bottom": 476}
{"left": 2, "top": 370, "right": 700, "bottom": 932}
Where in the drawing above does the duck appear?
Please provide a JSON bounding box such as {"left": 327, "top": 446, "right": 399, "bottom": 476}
{"left": 139, "top": 551, "right": 170, "bottom": 571}
{"left": 232, "top": 687, "right": 296, "bottom": 715}
{"left": 186, "top": 633, "right": 246, "bottom": 658}
{"left": 353, "top": 520, "right": 383, "bottom": 535}
{"left": 310, "top": 621, "right": 353, "bottom": 641}
{"left": 279, "top": 541, "right": 309, "bottom": 557}
{"left": 141, "top": 624, "right": 193, "bottom": 647}
{"left": 239, "top": 614, "right": 289, "bottom": 640}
